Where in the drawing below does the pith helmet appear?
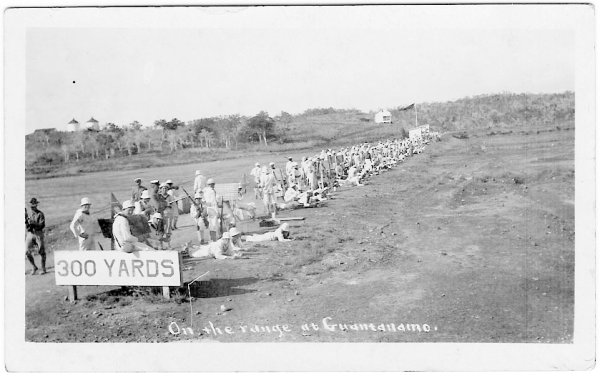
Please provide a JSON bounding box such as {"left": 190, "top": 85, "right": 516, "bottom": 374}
{"left": 122, "top": 200, "right": 135, "bottom": 209}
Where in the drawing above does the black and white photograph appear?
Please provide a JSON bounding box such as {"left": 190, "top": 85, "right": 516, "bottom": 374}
{"left": 4, "top": 2, "right": 595, "bottom": 372}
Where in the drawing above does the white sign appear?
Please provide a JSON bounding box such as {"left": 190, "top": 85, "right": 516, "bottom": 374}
{"left": 53, "top": 251, "right": 183, "bottom": 287}
{"left": 409, "top": 128, "right": 422, "bottom": 140}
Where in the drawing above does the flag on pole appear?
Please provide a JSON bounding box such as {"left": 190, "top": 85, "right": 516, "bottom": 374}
{"left": 398, "top": 103, "right": 415, "bottom": 111}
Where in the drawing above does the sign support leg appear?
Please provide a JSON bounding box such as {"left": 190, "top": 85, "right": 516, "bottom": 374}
{"left": 68, "top": 285, "right": 78, "bottom": 302}
{"left": 162, "top": 286, "right": 171, "bottom": 299}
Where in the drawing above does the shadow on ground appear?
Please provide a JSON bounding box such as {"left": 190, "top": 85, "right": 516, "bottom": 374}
{"left": 186, "top": 277, "right": 259, "bottom": 298}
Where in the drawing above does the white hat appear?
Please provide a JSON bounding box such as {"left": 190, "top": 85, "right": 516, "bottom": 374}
{"left": 194, "top": 192, "right": 202, "bottom": 199}
{"left": 140, "top": 190, "right": 151, "bottom": 199}
{"left": 150, "top": 179, "right": 159, "bottom": 185}
{"left": 221, "top": 232, "right": 231, "bottom": 239}
{"left": 122, "top": 200, "right": 135, "bottom": 209}
{"left": 229, "top": 227, "right": 241, "bottom": 237}
{"left": 281, "top": 223, "right": 289, "bottom": 231}
{"left": 207, "top": 178, "right": 215, "bottom": 185}
{"left": 165, "top": 179, "right": 173, "bottom": 184}
{"left": 80, "top": 197, "right": 92, "bottom": 206}
{"left": 151, "top": 212, "right": 162, "bottom": 221}
{"left": 159, "top": 183, "right": 168, "bottom": 188}
{"left": 269, "top": 162, "right": 275, "bottom": 166}
{"left": 195, "top": 170, "right": 201, "bottom": 175}
{"left": 255, "top": 162, "right": 260, "bottom": 167}
{"left": 288, "top": 157, "right": 293, "bottom": 160}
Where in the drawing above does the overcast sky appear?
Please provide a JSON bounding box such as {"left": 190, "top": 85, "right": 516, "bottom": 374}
{"left": 24, "top": 5, "right": 577, "bottom": 133}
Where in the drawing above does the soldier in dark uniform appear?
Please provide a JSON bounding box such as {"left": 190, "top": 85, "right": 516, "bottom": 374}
{"left": 25, "top": 198, "right": 46, "bottom": 275}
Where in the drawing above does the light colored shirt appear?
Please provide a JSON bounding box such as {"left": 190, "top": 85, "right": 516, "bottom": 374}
{"left": 133, "top": 200, "right": 153, "bottom": 216}
{"left": 250, "top": 167, "right": 262, "bottom": 183}
{"left": 285, "top": 161, "right": 295, "bottom": 176}
{"left": 70, "top": 208, "right": 97, "bottom": 239}
{"left": 261, "top": 173, "right": 277, "bottom": 194}
{"left": 112, "top": 214, "right": 138, "bottom": 249}
{"left": 203, "top": 186, "right": 218, "bottom": 208}
{"left": 245, "top": 227, "right": 290, "bottom": 242}
{"left": 194, "top": 175, "right": 206, "bottom": 193}
{"left": 190, "top": 238, "right": 232, "bottom": 259}
{"left": 284, "top": 187, "right": 300, "bottom": 202}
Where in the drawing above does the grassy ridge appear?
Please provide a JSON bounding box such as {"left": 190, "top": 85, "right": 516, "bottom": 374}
{"left": 26, "top": 92, "right": 574, "bottom": 179}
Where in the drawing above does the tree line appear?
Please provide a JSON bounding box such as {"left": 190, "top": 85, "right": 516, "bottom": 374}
{"left": 26, "top": 111, "right": 279, "bottom": 166}
{"left": 26, "top": 92, "right": 574, "bottom": 168}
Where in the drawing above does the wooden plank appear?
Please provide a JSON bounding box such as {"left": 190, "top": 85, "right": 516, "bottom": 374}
{"left": 277, "top": 217, "right": 305, "bottom": 221}
{"left": 178, "top": 253, "right": 184, "bottom": 287}
{"left": 68, "top": 286, "right": 78, "bottom": 302}
{"left": 162, "top": 286, "right": 171, "bottom": 299}
{"left": 110, "top": 193, "right": 121, "bottom": 250}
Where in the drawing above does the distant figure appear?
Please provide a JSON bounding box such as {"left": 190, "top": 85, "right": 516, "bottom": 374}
{"left": 261, "top": 167, "right": 278, "bottom": 219}
{"left": 69, "top": 197, "right": 97, "bottom": 251}
{"left": 133, "top": 190, "right": 154, "bottom": 219}
{"left": 193, "top": 170, "right": 206, "bottom": 195}
{"left": 131, "top": 178, "right": 147, "bottom": 202}
{"left": 166, "top": 179, "right": 179, "bottom": 230}
{"left": 190, "top": 191, "right": 208, "bottom": 244}
{"left": 250, "top": 163, "right": 262, "bottom": 199}
{"left": 346, "top": 165, "right": 364, "bottom": 187}
{"left": 228, "top": 227, "right": 247, "bottom": 252}
{"left": 244, "top": 223, "right": 292, "bottom": 242}
{"left": 284, "top": 183, "right": 300, "bottom": 203}
{"left": 203, "top": 178, "right": 219, "bottom": 208}
{"left": 25, "top": 198, "right": 46, "bottom": 275}
{"left": 112, "top": 200, "right": 156, "bottom": 253}
{"left": 148, "top": 212, "right": 171, "bottom": 250}
{"left": 285, "top": 157, "right": 295, "bottom": 177}
{"left": 158, "top": 183, "right": 174, "bottom": 237}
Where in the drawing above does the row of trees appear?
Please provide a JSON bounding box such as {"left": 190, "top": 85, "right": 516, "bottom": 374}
{"left": 26, "top": 111, "right": 279, "bottom": 166}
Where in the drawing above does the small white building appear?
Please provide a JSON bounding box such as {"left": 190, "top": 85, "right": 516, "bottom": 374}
{"left": 68, "top": 118, "right": 80, "bottom": 132}
{"left": 85, "top": 117, "right": 99, "bottom": 131}
{"left": 374, "top": 110, "right": 392, "bottom": 124}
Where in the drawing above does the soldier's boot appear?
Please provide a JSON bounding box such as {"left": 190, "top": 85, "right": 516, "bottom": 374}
{"left": 26, "top": 255, "right": 38, "bottom": 275}
{"left": 41, "top": 254, "right": 47, "bottom": 274}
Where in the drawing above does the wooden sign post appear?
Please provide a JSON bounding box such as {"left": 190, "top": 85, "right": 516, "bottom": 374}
{"left": 54, "top": 250, "right": 183, "bottom": 301}
{"left": 110, "top": 193, "right": 121, "bottom": 251}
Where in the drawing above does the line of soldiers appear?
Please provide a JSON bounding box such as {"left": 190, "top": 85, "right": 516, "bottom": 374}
{"left": 249, "top": 131, "right": 440, "bottom": 217}
{"left": 24, "top": 132, "right": 440, "bottom": 274}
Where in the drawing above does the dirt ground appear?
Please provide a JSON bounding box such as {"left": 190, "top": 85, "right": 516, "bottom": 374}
{"left": 25, "top": 127, "right": 574, "bottom": 343}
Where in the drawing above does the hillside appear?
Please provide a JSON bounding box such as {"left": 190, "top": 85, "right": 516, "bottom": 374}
{"left": 25, "top": 92, "right": 574, "bottom": 179}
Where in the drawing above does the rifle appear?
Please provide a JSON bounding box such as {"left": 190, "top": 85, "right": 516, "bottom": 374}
{"left": 182, "top": 187, "right": 209, "bottom": 227}
{"left": 25, "top": 208, "right": 32, "bottom": 232}
{"left": 219, "top": 196, "right": 225, "bottom": 235}
{"left": 278, "top": 167, "right": 288, "bottom": 191}
{"left": 167, "top": 196, "right": 187, "bottom": 205}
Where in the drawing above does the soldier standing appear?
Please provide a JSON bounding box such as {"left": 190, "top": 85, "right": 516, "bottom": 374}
{"left": 165, "top": 179, "right": 180, "bottom": 230}
{"left": 131, "top": 178, "right": 147, "bottom": 202}
{"left": 69, "top": 197, "right": 97, "bottom": 251}
{"left": 25, "top": 198, "right": 46, "bottom": 275}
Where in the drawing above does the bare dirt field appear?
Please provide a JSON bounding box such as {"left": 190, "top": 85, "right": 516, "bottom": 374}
{"left": 25, "top": 126, "right": 574, "bottom": 343}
